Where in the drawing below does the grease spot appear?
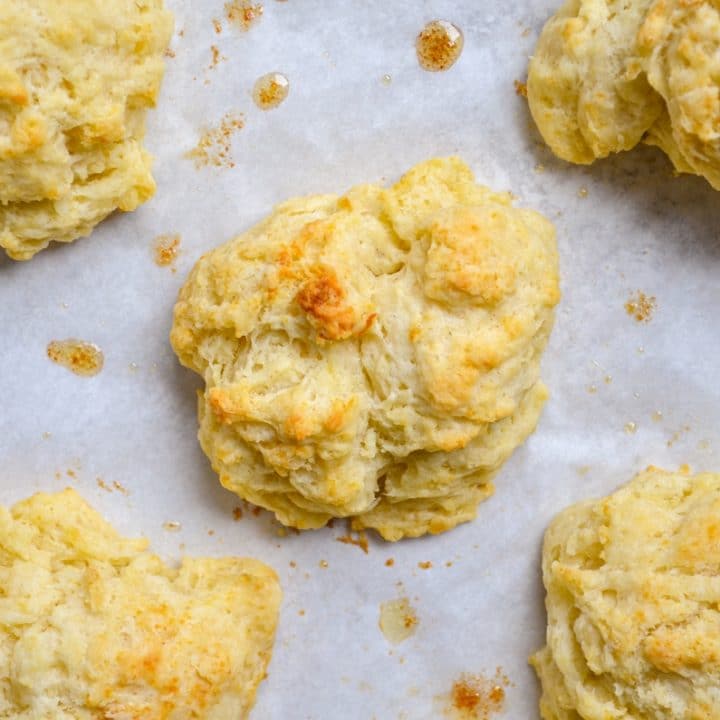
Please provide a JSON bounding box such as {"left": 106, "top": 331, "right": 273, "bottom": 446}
{"left": 379, "top": 597, "right": 418, "bottom": 644}
{"left": 625, "top": 291, "right": 656, "bottom": 322}
{"left": 416, "top": 20, "right": 464, "bottom": 71}
{"left": 252, "top": 72, "right": 289, "bottom": 110}
{"left": 47, "top": 339, "right": 104, "bottom": 377}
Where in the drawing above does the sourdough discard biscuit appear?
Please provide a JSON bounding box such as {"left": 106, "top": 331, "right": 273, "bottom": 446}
{"left": 528, "top": 0, "right": 720, "bottom": 189}
{"left": 531, "top": 467, "right": 720, "bottom": 720}
{"left": 171, "top": 158, "right": 560, "bottom": 540}
{"left": 0, "top": 488, "right": 281, "bottom": 719}
{"left": 0, "top": 0, "right": 173, "bottom": 260}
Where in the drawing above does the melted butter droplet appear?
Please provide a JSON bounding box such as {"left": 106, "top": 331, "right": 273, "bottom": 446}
{"left": 253, "top": 72, "right": 289, "bottom": 110}
{"left": 47, "top": 339, "right": 104, "bottom": 377}
{"left": 416, "top": 20, "right": 464, "bottom": 72}
{"left": 624, "top": 421, "right": 638, "bottom": 434}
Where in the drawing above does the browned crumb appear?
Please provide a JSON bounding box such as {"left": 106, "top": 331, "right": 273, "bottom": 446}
{"left": 251, "top": 506, "right": 262, "bottom": 517}
{"left": 47, "top": 339, "right": 104, "bottom": 377}
{"left": 153, "top": 233, "right": 181, "bottom": 269}
{"left": 577, "top": 187, "right": 589, "bottom": 198}
{"left": 319, "top": 560, "right": 329, "bottom": 569}
{"left": 289, "top": 560, "right": 297, "bottom": 568}
{"left": 444, "top": 669, "right": 510, "bottom": 719}
{"left": 208, "top": 529, "right": 215, "bottom": 536}
{"left": 667, "top": 425, "right": 691, "bottom": 447}
{"left": 445, "top": 561, "right": 453, "bottom": 567}
{"left": 164, "top": 47, "right": 176, "bottom": 58}
{"left": 337, "top": 531, "right": 369, "bottom": 554}
{"left": 96, "top": 478, "right": 112, "bottom": 493}
{"left": 418, "top": 561, "right": 433, "bottom": 570}
{"left": 298, "top": 609, "right": 305, "bottom": 616}
{"left": 225, "top": 1, "right": 264, "bottom": 31}
{"left": 327, "top": 518, "right": 335, "bottom": 528}
{"left": 625, "top": 291, "right": 656, "bottom": 323}
{"left": 187, "top": 112, "right": 244, "bottom": 169}
{"left": 213, "top": 18, "right": 223, "bottom": 33}
{"left": 66, "top": 469, "right": 77, "bottom": 479}
{"left": 208, "top": 44, "right": 227, "bottom": 70}
{"left": 514, "top": 80, "right": 527, "bottom": 97}
{"left": 112, "top": 480, "right": 129, "bottom": 496}
{"left": 232, "top": 506, "right": 243, "bottom": 521}
{"left": 162, "top": 521, "right": 182, "bottom": 532}
{"left": 385, "top": 558, "right": 395, "bottom": 567}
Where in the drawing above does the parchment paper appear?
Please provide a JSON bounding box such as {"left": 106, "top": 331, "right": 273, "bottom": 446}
{"left": 2, "top": 1, "right": 719, "bottom": 717}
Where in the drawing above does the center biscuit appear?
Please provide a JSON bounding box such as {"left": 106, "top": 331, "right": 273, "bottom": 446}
{"left": 171, "top": 157, "right": 560, "bottom": 540}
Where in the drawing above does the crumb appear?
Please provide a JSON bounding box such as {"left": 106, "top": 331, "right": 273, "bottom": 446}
{"left": 445, "top": 561, "right": 453, "bottom": 567}
{"left": 652, "top": 410, "right": 663, "bottom": 422}
{"left": 208, "top": 44, "right": 227, "bottom": 70}
{"left": 319, "top": 560, "right": 328, "bottom": 569}
{"left": 162, "top": 521, "right": 181, "bottom": 532}
{"left": 96, "top": 478, "right": 112, "bottom": 493}
{"left": 251, "top": 506, "right": 262, "bottom": 517}
{"left": 587, "top": 384, "right": 598, "bottom": 394}
{"left": 667, "top": 425, "right": 691, "bottom": 448}
{"left": 385, "top": 558, "right": 395, "bottom": 567}
{"left": 233, "top": 506, "right": 243, "bottom": 521}
{"left": 187, "top": 112, "right": 244, "bottom": 169}
{"left": 213, "top": 18, "right": 222, "bottom": 33}
{"left": 42, "top": 431, "right": 52, "bottom": 440}
{"left": 153, "top": 233, "right": 181, "bottom": 268}
{"left": 66, "top": 469, "right": 76, "bottom": 479}
{"left": 625, "top": 291, "right": 656, "bottom": 323}
{"left": 298, "top": 609, "right": 305, "bottom": 616}
{"left": 514, "top": 80, "right": 527, "bottom": 97}
{"left": 289, "top": 560, "right": 297, "bottom": 568}
{"left": 208, "top": 529, "right": 215, "bottom": 536}
{"left": 577, "top": 187, "right": 589, "bottom": 198}
{"left": 444, "top": 669, "right": 510, "bottom": 718}
{"left": 112, "top": 481, "right": 128, "bottom": 496}
{"left": 163, "top": 48, "right": 176, "bottom": 58}
{"left": 624, "top": 421, "right": 638, "bottom": 434}
{"left": 418, "top": 561, "right": 433, "bottom": 570}
{"left": 576, "top": 465, "right": 591, "bottom": 476}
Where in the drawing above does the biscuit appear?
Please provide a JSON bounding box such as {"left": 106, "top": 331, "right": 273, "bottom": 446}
{"left": 528, "top": 0, "right": 720, "bottom": 189}
{"left": 0, "top": 488, "right": 281, "bottom": 719}
{"left": 0, "top": 0, "right": 173, "bottom": 260}
{"left": 171, "top": 158, "right": 560, "bottom": 540}
{"left": 531, "top": 466, "right": 720, "bottom": 720}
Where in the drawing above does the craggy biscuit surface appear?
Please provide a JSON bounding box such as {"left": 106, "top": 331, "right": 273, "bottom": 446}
{"left": 171, "top": 158, "right": 560, "bottom": 540}
{"left": 0, "top": 0, "right": 173, "bottom": 260}
{"left": 531, "top": 467, "right": 720, "bottom": 720}
{"left": 528, "top": 0, "right": 720, "bottom": 189}
{"left": 0, "top": 488, "right": 281, "bottom": 719}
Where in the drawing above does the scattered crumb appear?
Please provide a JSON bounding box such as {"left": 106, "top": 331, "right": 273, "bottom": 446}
{"left": 162, "top": 521, "right": 182, "bottom": 532}
{"left": 298, "top": 609, "right": 305, "bottom": 616}
{"left": 213, "top": 18, "right": 222, "bottom": 33}
{"left": 445, "top": 561, "right": 453, "bottom": 567}
{"left": 208, "top": 529, "right": 215, "bottom": 536}
{"left": 624, "top": 421, "right": 638, "bottom": 434}
{"left": 42, "top": 431, "right": 52, "bottom": 440}
{"left": 337, "top": 530, "right": 369, "bottom": 554}
{"left": 576, "top": 465, "right": 591, "bottom": 476}
{"left": 587, "top": 384, "right": 598, "bottom": 394}
{"left": 418, "top": 561, "right": 433, "bottom": 570}
{"left": 667, "top": 425, "right": 691, "bottom": 448}
{"left": 251, "top": 506, "right": 262, "bottom": 516}
{"left": 514, "top": 80, "right": 527, "bottom": 97}
{"left": 443, "top": 669, "right": 510, "bottom": 719}
{"left": 521, "top": 26, "right": 531, "bottom": 37}
{"left": 319, "top": 560, "right": 329, "bottom": 569}
{"left": 289, "top": 560, "right": 297, "bottom": 568}
{"left": 66, "top": 469, "right": 77, "bottom": 479}
{"left": 233, "top": 506, "right": 243, "bottom": 521}
{"left": 163, "top": 47, "right": 176, "bottom": 58}
{"left": 604, "top": 375, "right": 613, "bottom": 384}
{"left": 379, "top": 597, "right": 418, "bottom": 644}
{"left": 153, "top": 233, "right": 181, "bottom": 269}
{"left": 47, "top": 339, "right": 104, "bottom": 377}
{"left": 208, "top": 44, "right": 227, "bottom": 70}
{"left": 652, "top": 410, "right": 663, "bottom": 422}
{"left": 276, "top": 526, "right": 288, "bottom": 537}
{"left": 187, "top": 112, "right": 244, "bottom": 169}
{"left": 225, "top": 0, "right": 263, "bottom": 31}
{"left": 625, "top": 291, "right": 656, "bottom": 323}
{"left": 385, "top": 558, "right": 395, "bottom": 567}
{"left": 96, "top": 478, "right": 112, "bottom": 493}
{"left": 112, "top": 481, "right": 128, "bottom": 495}
{"left": 577, "top": 187, "right": 589, "bottom": 198}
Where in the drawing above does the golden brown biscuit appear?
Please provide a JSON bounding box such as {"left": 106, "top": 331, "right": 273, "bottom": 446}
{"left": 0, "top": 0, "right": 173, "bottom": 260}
{"left": 0, "top": 488, "right": 281, "bottom": 719}
{"left": 171, "top": 158, "right": 560, "bottom": 540}
{"left": 531, "top": 466, "right": 720, "bottom": 720}
{"left": 528, "top": 0, "right": 720, "bottom": 189}
{"left": 527, "top": 0, "right": 662, "bottom": 164}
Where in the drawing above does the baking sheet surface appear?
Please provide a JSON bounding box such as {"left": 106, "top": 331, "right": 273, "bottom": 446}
{"left": 1, "top": 1, "right": 719, "bottom": 717}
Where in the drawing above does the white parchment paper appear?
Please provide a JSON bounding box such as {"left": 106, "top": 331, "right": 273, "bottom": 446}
{"left": 2, "top": 1, "right": 719, "bottom": 717}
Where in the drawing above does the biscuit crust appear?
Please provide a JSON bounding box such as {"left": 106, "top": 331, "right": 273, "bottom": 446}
{"left": 0, "top": 488, "right": 281, "bottom": 719}
{"left": 0, "top": 0, "right": 173, "bottom": 260}
{"left": 531, "top": 467, "right": 720, "bottom": 720}
{"left": 171, "top": 158, "right": 560, "bottom": 540}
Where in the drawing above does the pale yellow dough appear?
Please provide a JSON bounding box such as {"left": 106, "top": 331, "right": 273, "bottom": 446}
{"left": 0, "top": 488, "right": 281, "bottom": 719}
{"left": 528, "top": 0, "right": 720, "bottom": 190}
{"left": 0, "top": 0, "right": 173, "bottom": 260}
{"left": 531, "top": 466, "right": 720, "bottom": 720}
{"left": 171, "top": 157, "right": 560, "bottom": 540}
